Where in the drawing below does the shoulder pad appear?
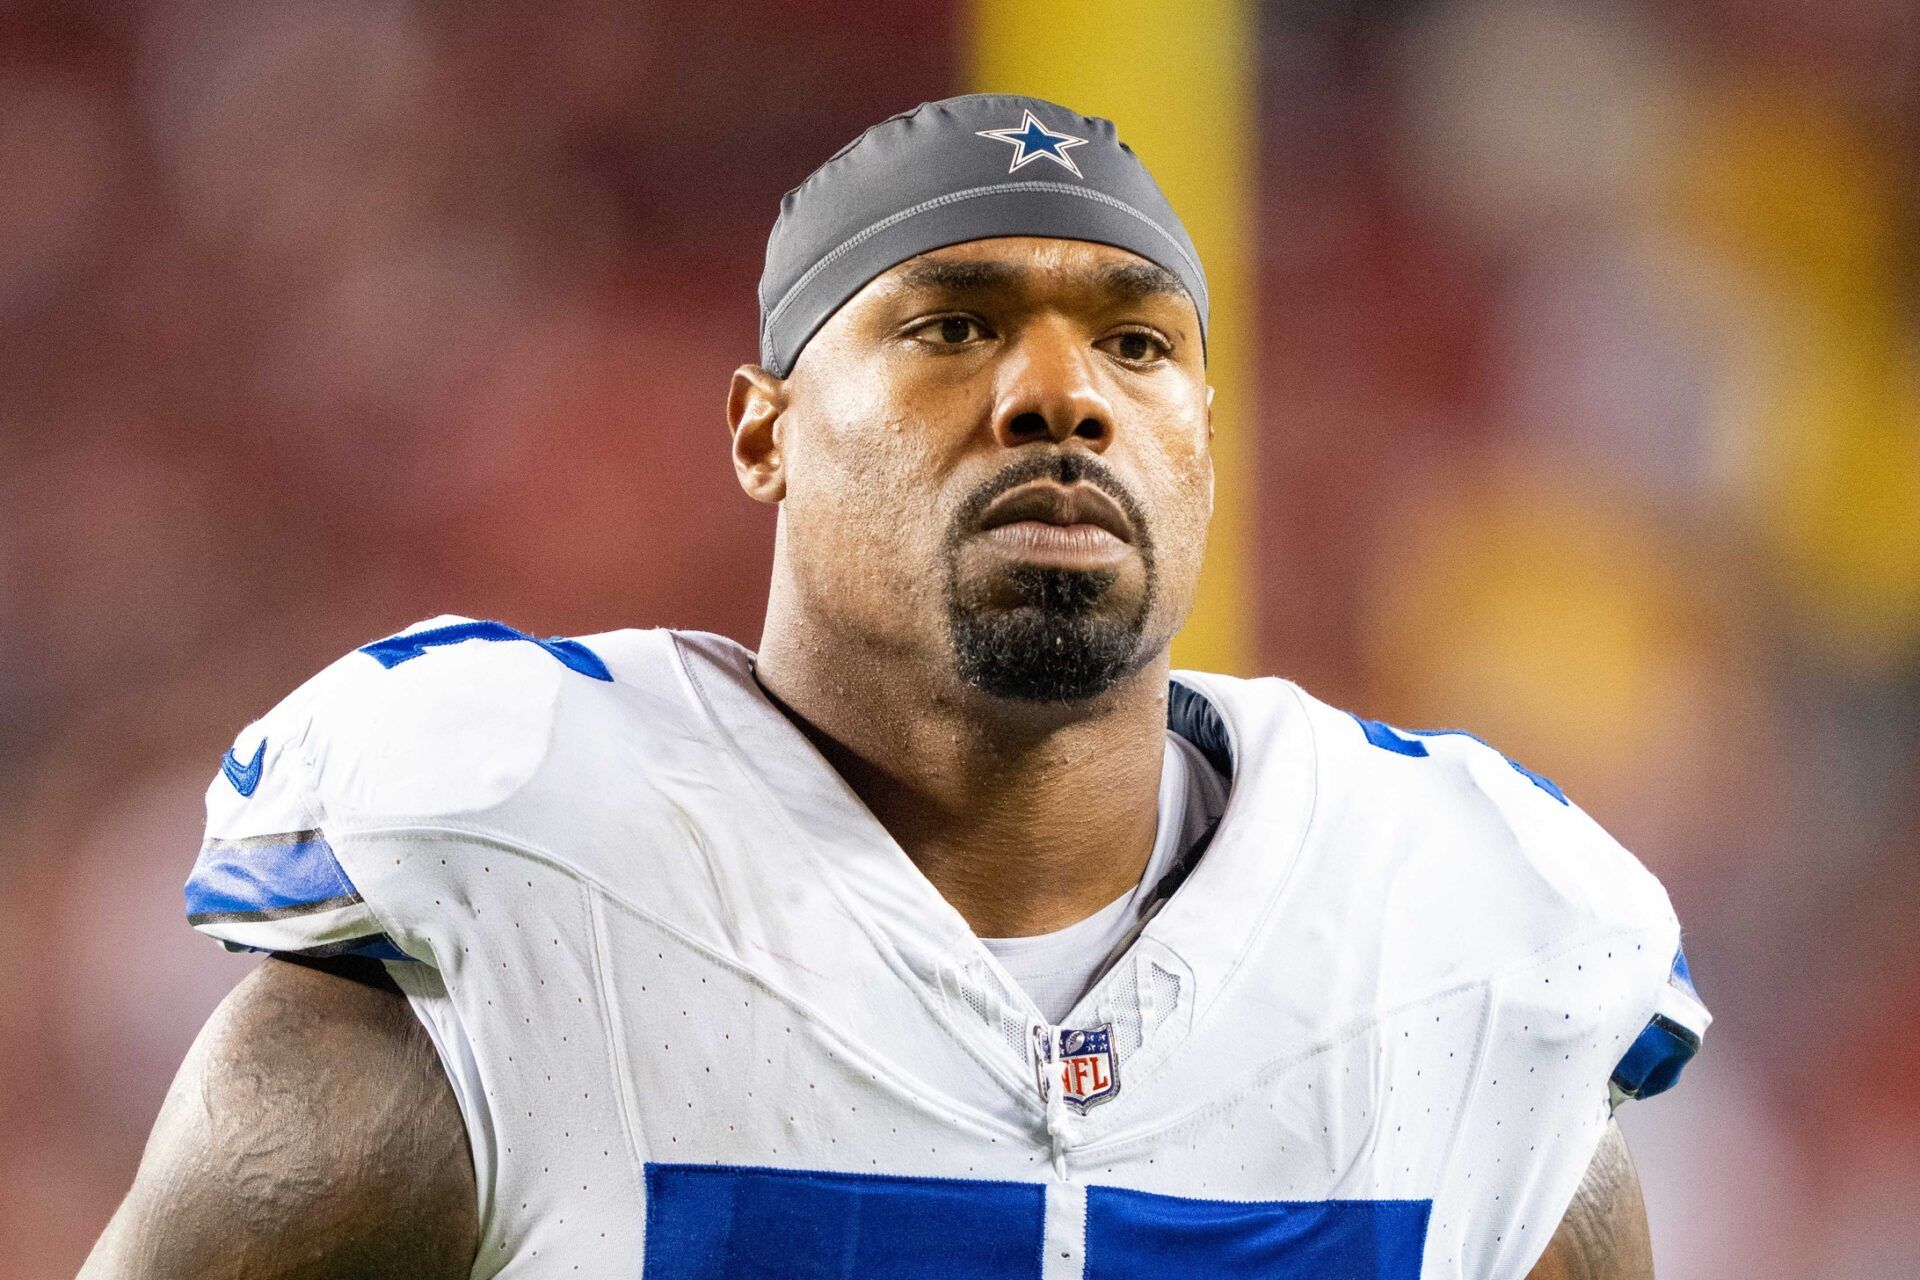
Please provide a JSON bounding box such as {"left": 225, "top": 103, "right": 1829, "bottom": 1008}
{"left": 1301, "top": 692, "right": 1711, "bottom": 1102}
{"left": 1313, "top": 697, "right": 1679, "bottom": 941}
{"left": 305, "top": 614, "right": 617, "bottom": 824}
{"left": 185, "top": 616, "right": 628, "bottom": 960}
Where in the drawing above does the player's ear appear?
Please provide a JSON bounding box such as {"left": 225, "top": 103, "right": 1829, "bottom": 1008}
{"left": 728, "top": 364, "right": 787, "bottom": 504}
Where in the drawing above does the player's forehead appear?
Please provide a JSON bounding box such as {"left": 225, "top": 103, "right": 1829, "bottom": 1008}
{"left": 858, "top": 236, "right": 1195, "bottom": 314}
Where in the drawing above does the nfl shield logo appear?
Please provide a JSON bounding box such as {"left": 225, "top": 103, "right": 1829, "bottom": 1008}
{"left": 1057, "top": 1025, "right": 1120, "bottom": 1113}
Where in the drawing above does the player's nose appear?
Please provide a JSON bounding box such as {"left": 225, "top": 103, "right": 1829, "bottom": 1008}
{"left": 988, "top": 319, "right": 1115, "bottom": 452}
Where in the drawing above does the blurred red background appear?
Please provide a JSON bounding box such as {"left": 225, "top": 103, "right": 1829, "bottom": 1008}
{"left": 3, "top": 1, "right": 1917, "bottom": 1275}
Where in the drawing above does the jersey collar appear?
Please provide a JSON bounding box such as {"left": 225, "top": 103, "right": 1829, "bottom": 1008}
{"left": 666, "top": 632, "right": 1321, "bottom": 1135}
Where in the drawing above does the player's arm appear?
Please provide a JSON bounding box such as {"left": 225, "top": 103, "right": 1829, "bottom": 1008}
{"left": 1526, "top": 1119, "right": 1655, "bottom": 1280}
{"left": 78, "top": 955, "right": 478, "bottom": 1280}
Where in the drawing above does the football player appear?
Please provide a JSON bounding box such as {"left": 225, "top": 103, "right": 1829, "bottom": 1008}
{"left": 83, "top": 95, "right": 1707, "bottom": 1279}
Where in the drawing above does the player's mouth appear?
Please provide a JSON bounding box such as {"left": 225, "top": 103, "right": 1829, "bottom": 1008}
{"left": 973, "top": 481, "right": 1136, "bottom": 571}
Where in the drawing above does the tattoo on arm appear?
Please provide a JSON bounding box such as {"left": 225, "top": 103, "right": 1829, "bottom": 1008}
{"left": 1527, "top": 1120, "right": 1655, "bottom": 1280}
{"left": 79, "top": 955, "right": 477, "bottom": 1280}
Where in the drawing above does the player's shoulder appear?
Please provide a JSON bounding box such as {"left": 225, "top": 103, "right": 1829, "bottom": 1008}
{"left": 190, "top": 617, "right": 706, "bottom": 961}
{"left": 1194, "top": 671, "right": 1707, "bottom": 1099}
{"left": 205, "top": 615, "right": 683, "bottom": 838}
{"left": 1193, "top": 669, "right": 1678, "bottom": 943}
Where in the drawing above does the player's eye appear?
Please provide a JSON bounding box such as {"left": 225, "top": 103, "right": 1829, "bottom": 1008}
{"left": 1098, "top": 329, "right": 1171, "bottom": 364}
{"left": 909, "top": 315, "right": 991, "bottom": 347}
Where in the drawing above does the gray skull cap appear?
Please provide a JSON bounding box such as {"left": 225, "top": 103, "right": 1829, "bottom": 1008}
{"left": 757, "top": 93, "right": 1209, "bottom": 377}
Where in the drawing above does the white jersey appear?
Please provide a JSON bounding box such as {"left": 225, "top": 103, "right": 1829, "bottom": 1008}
{"left": 187, "top": 616, "right": 1709, "bottom": 1280}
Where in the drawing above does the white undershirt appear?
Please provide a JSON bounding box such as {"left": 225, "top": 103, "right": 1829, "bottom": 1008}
{"left": 981, "top": 732, "right": 1228, "bottom": 1024}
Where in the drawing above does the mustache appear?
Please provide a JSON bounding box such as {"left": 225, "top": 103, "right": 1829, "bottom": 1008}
{"left": 948, "top": 451, "right": 1153, "bottom": 549}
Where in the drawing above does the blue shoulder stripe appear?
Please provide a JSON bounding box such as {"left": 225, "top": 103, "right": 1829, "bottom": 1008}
{"left": 1612, "top": 946, "right": 1707, "bottom": 1101}
{"left": 1610, "top": 1013, "right": 1701, "bottom": 1101}
{"left": 184, "top": 828, "right": 363, "bottom": 924}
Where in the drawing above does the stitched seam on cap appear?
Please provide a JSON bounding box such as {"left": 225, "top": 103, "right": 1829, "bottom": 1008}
{"left": 761, "top": 180, "right": 1207, "bottom": 363}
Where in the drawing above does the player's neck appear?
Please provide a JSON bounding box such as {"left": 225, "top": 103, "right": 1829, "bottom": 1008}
{"left": 755, "top": 625, "right": 1169, "bottom": 940}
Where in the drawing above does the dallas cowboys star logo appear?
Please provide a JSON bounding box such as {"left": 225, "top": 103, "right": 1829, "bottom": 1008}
{"left": 975, "top": 110, "right": 1089, "bottom": 179}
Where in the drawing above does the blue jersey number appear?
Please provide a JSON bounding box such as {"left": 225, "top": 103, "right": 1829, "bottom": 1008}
{"left": 359, "top": 619, "right": 611, "bottom": 681}
{"left": 643, "top": 1165, "right": 1429, "bottom": 1279}
{"left": 1351, "top": 713, "right": 1568, "bottom": 804}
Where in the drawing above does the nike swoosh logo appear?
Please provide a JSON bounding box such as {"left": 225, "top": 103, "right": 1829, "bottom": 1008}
{"left": 222, "top": 740, "right": 265, "bottom": 797}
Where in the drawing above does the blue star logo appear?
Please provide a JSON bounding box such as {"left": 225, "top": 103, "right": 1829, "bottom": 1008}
{"left": 975, "top": 110, "right": 1089, "bottom": 179}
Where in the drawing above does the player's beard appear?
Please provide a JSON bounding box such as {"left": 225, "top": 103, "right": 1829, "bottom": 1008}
{"left": 942, "top": 453, "right": 1158, "bottom": 703}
